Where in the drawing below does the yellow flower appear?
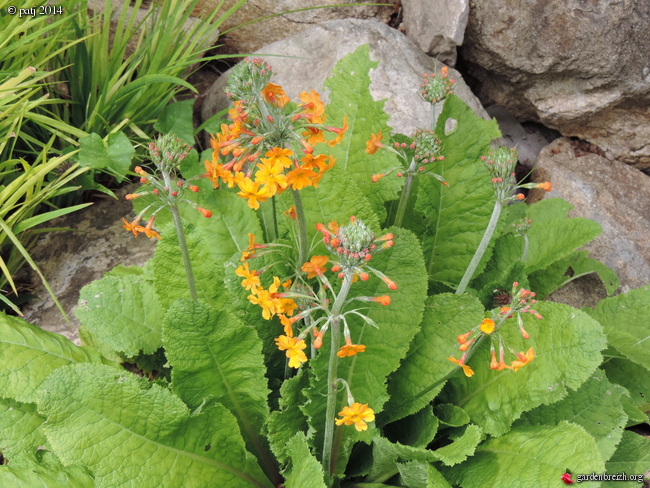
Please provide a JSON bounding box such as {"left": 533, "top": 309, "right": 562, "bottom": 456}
{"left": 301, "top": 255, "right": 329, "bottom": 279}
{"left": 337, "top": 343, "right": 366, "bottom": 358}
{"left": 510, "top": 347, "right": 535, "bottom": 372}
{"left": 264, "top": 147, "right": 293, "bottom": 169}
{"left": 447, "top": 356, "right": 475, "bottom": 377}
{"left": 335, "top": 402, "right": 375, "bottom": 432}
{"left": 479, "top": 318, "right": 495, "bottom": 334}
{"left": 237, "top": 177, "right": 274, "bottom": 210}
{"left": 255, "top": 159, "right": 288, "bottom": 194}
{"left": 275, "top": 335, "right": 308, "bottom": 369}
{"left": 235, "top": 262, "right": 260, "bottom": 291}
{"left": 248, "top": 287, "right": 277, "bottom": 320}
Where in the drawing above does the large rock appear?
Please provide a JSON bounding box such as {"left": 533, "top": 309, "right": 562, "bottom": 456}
{"left": 20, "top": 185, "right": 157, "bottom": 344}
{"left": 202, "top": 0, "right": 395, "bottom": 55}
{"left": 531, "top": 137, "right": 650, "bottom": 292}
{"left": 401, "top": 0, "right": 469, "bottom": 66}
{"left": 460, "top": 1, "right": 650, "bottom": 169}
{"left": 202, "top": 18, "right": 490, "bottom": 138}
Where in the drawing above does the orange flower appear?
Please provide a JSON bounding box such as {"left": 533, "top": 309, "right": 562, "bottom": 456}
{"left": 122, "top": 216, "right": 142, "bottom": 237}
{"left": 204, "top": 160, "right": 230, "bottom": 189}
{"left": 365, "top": 132, "right": 383, "bottom": 154}
{"left": 536, "top": 181, "right": 552, "bottom": 192}
{"left": 301, "top": 255, "right": 329, "bottom": 279}
{"left": 447, "top": 356, "right": 474, "bottom": 377}
{"left": 139, "top": 215, "right": 160, "bottom": 240}
{"left": 264, "top": 147, "right": 293, "bottom": 169}
{"left": 284, "top": 205, "right": 297, "bottom": 219}
{"left": 372, "top": 295, "right": 391, "bottom": 306}
{"left": 479, "top": 318, "right": 495, "bottom": 334}
{"left": 298, "top": 89, "right": 325, "bottom": 117}
{"left": 337, "top": 343, "right": 366, "bottom": 358}
{"left": 327, "top": 115, "right": 348, "bottom": 147}
{"left": 248, "top": 287, "right": 278, "bottom": 320}
{"left": 275, "top": 335, "right": 308, "bottom": 369}
{"left": 261, "top": 82, "right": 289, "bottom": 107}
{"left": 237, "top": 177, "right": 274, "bottom": 210}
{"left": 287, "top": 167, "right": 317, "bottom": 190}
{"left": 510, "top": 347, "right": 535, "bottom": 372}
{"left": 300, "top": 153, "right": 328, "bottom": 170}
{"left": 335, "top": 403, "right": 375, "bottom": 431}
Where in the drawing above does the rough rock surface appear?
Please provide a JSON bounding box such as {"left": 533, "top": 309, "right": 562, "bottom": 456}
{"left": 460, "top": 0, "right": 650, "bottom": 169}
{"left": 531, "top": 138, "right": 650, "bottom": 292}
{"left": 202, "top": 18, "right": 490, "bottom": 139}
{"left": 401, "top": 0, "right": 469, "bottom": 66}
{"left": 201, "top": 0, "right": 395, "bottom": 55}
{"left": 20, "top": 185, "right": 156, "bottom": 343}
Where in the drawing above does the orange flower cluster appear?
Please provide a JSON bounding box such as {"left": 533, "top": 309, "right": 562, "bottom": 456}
{"left": 203, "top": 58, "right": 347, "bottom": 209}
{"left": 449, "top": 282, "right": 542, "bottom": 377}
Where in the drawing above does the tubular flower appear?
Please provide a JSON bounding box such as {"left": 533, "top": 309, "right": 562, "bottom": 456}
{"left": 327, "top": 116, "right": 348, "bottom": 147}
{"left": 122, "top": 217, "right": 142, "bottom": 237}
{"left": 301, "top": 255, "right": 329, "bottom": 279}
{"left": 138, "top": 215, "right": 161, "bottom": 240}
{"left": 536, "top": 181, "right": 552, "bottom": 192}
{"left": 447, "top": 355, "right": 475, "bottom": 377}
{"left": 510, "top": 347, "right": 535, "bottom": 372}
{"left": 275, "top": 335, "right": 308, "bottom": 368}
{"left": 479, "top": 318, "right": 495, "bottom": 335}
{"left": 365, "top": 132, "right": 384, "bottom": 154}
{"left": 262, "top": 82, "right": 290, "bottom": 107}
{"left": 372, "top": 295, "right": 391, "bottom": 306}
{"left": 335, "top": 402, "right": 375, "bottom": 431}
{"left": 337, "top": 343, "right": 366, "bottom": 358}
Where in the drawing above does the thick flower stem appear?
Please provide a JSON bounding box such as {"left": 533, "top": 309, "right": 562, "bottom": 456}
{"left": 170, "top": 202, "right": 198, "bottom": 300}
{"left": 456, "top": 200, "right": 502, "bottom": 295}
{"left": 322, "top": 273, "right": 354, "bottom": 483}
{"left": 291, "top": 189, "right": 309, "bottom": 272}
{"left": 393, "top": 158, "right": 418, "bottom": 228}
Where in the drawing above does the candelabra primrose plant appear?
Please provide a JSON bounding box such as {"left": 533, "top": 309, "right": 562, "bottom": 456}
{"left": 1, "top": 46, "right": 648, "bottom": 488}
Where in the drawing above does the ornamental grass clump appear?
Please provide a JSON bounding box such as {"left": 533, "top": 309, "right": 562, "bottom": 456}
{"left": 0, "top": 46, "right": 647, "bottom": 488}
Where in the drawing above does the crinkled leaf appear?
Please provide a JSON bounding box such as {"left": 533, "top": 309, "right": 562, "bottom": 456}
{"left": 283, "top": 433, "right": 327, "bottom": 488}
{"left": 397, "top": 461, "right": 453, "bottom": 488}
{"left": 0, "top": 398, "right": 46, "bottom": 464}
{"left": 516, "top": 370, "right": 627, "bottom": 460}
{"left": 382, "top": 294, "right": 485, "bottom": 424}
{"left": 602, "top": 431, "right": 650, "bottom": 487}
{"left": 415, "top": 94, "right": 501, "bottom": 287}
{"left": 529, "top": 250, "right": 619, "bottom": 299}
{"left": 0, "top": 452, "right": 94, "bottom": 488}
{"left": 587, "top": 286, "right": 650, "bottom": 371}
{"left": 267, "top": 371, "right": 310, "bottom": 464}
{"left": 322, "top": 44, "right": 402, "bottom": 221}
{"left": 76, "top": 274, "right": 164, "bottom": 356}
{"left": 443, "top": 422, "right": 605, "bottom": 488}
{"left": 163, "top": 299, "right": 271, "bottom": 466}
{"left": 78, "top": 131, "right": 134, "bottom": 181}
{"left": 0, "top": 313, "right": 113, "bottom": 403}
{"left": 303, "top": 228, "right": 428, "bottom": 473}
{"left": 38, "top": 363, "right": 272, "bottom": 488}
{"left": 601, "top": 358, "right": 650, "bottom": 427}
{"left": 441, "top": 302, "right": 607, "bottom": 437}
{"left": 431, "top": 424, "right": 483, "bottom": 467}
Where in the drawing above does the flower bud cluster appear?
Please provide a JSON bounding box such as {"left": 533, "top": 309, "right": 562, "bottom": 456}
{"left": 420, "top": 66, "right": 455, "bottom": 104}
{"left": 316, "top": 217, "right": 397, "bottom": 289}
{"left": 481, "top": 145, "right": 552, "bottom": 202}
{"left": 205, "top": 57, "right": 347, "bottom": 210}
{"left": 448, "top": 282, "right": 543, "bottom": 377}
{"left": 122, "top": 134, "right": 211, "bottom": 239}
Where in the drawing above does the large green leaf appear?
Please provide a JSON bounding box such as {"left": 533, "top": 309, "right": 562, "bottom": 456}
{"left": 78, "top": 130, "right": 134, "bottom": 181}
{"left": 321, "top": 44, "right": 402, "bottom": 222}
{"left": 152, "top": 191, "right": 263, "bottom": 308}
{"left": 267, "top": 371, "right": 311, "bottom": 464}
{"left": 415, "top": 94, "right": 501, "bottom": 287}
{"left": 38, "top": 363, "right": 273, "bottom": 488}
{"left": 383, "top": 405, "right": 439, "bottom": 449}
{"left": 0, "top": 313, "right": 113, "bottom": 403}
{"left": 154, "top": 99, "right": 195, "bottom": 144}
{"left": 441, "top": 302, "right": 607, "bottom": 436}
{"left": 76, "top": 273, "right": 165, "bottom": 356}
{"left": 163, "top": 299, "right": 272, "bottom": 470}
{"left": 0, "top": 398, "right": 46, "bottom": 464}
{"left": 601, "top": 431, "right": 650, "bottom": 487}
{"left": 0, "top": 454, "right": 94, "bottom": 488}
{"left": 382, "top": 294, "right": 485, "bottom": 424}
{"left": 397, "top": 461, "right": 453, "bottom": 488}
{"left": 302, "top": 228, "right": 428, "bottom": 474}
{"left": 601, "top": 358, "right": 650, "bottom": 426}
{"left": 442, "top": 422, "right": 605, "bottom": 488}
{"left": 587, "top": 286, "right": 650, "bottom": 371}
{"left": 515, "top": 370, "right": 627, "bottom": 460}
{"left": 283, "top": 433, "right": 327, "bottom": 488}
